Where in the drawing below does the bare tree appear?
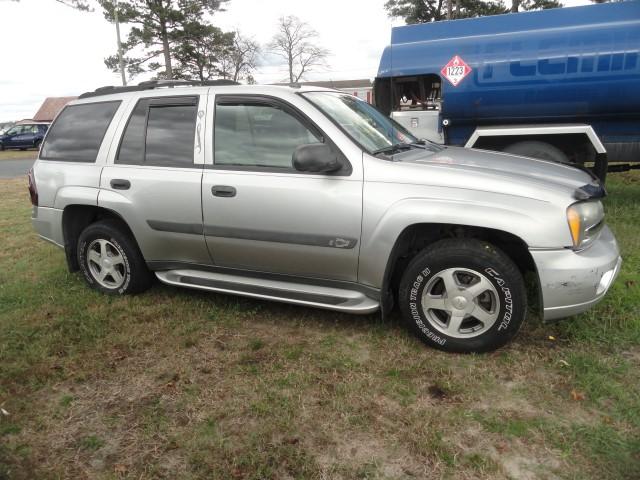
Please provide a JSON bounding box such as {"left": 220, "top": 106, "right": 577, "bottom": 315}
{"left": 268, "top": 16, "right": 329, "bottom": 83}
{"left": 219, "top": 30, "right": 261, "bottom": 83}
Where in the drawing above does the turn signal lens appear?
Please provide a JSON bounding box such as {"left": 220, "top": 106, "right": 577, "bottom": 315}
{"left": 567, "top": 207, "right": 582, "bottom": 248}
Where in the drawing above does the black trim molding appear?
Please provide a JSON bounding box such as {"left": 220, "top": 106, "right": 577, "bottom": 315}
{"left": 146, "top": 220, "right": 358, "bottom": 249}
{"left": 147, "top": 220, "right": 204, "bottom": 235}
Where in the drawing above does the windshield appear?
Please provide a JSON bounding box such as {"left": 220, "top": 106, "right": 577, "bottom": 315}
{"left": 302, "top": 91, "right": 426, "bottom": 154}
{"left": 4, "top": 126, "right": 20, "bottom": 135}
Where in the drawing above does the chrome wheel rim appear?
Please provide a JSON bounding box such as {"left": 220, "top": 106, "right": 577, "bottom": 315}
{"left": 420, "top": 268, "right": 500, "bottom": 339}
{"left": 87, "top": 239, "right": 126, "bottom": 289}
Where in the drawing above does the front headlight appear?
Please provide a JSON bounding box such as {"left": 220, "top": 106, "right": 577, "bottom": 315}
{"left": 566, "top": 201, "right": 605, "bottom": 250}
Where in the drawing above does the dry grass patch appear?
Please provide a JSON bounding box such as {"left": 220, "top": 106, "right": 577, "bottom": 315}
{"left": 0, "top": 150, "right": 37, "bottom": 161}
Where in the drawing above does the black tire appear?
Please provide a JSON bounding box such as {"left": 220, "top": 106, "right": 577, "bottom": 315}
{"left": 77, "top": 219, "right": 153, "bottom": 295}
{"left": 0, "top": 143, "right": 4, "bottom": 151}
{"left": 503, "top": 140, "right": 569, "bottom": 164}
{"left": 34, "top": 140, "right": 41, "bottom": 150}
{"left": 398, "top": 239, "right": 526, "bottom": 353}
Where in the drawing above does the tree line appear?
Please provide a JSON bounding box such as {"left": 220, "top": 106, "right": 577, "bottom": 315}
{"left": 21, "top": 0, "right": 621, "bottom": 84}
{"left": 384, "top": 0, "right": 563, "bottom": 23}
{"left": 31, "top": 0, "right": 331, "bottom": 85}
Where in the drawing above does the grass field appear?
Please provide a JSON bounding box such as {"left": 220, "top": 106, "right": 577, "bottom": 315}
{"left": 0, "top": 150, "right": 37, "bottom": 161}
{"left": 1, "top": 173, "right": 639, "bottom": 479}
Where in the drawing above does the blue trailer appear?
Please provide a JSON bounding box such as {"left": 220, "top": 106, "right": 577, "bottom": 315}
{"left": 374, "top": 1, "right": 640, "bottom": 180}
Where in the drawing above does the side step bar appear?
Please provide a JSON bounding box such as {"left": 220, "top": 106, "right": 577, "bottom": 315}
{"left": 155, "top": 269, "right": 380, "bottom": 314}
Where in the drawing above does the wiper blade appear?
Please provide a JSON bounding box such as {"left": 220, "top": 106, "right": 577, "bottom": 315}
{"left": 372, "top": 143, "right": 417, "bottom": 156}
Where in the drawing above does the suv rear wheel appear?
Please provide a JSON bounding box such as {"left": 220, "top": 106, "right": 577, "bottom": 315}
{"left": 77, "top": 219, "right": 153, "bottom": 295}
{"left": 398, "top": 239, "right": 526, "bottom": 353}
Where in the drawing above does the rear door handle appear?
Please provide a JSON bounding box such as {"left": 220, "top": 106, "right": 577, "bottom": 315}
{"left": 110, "top": 179, "right": 130, "bottom": 190}
{"left": 211, "top": 185, "right": 236, "bottom": 197}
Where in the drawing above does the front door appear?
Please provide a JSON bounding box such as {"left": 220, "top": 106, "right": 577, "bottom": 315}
{"left": 99, "top": 93, "right": 211, "bottom": 266}
{"left": 201, "top": 94, "right": 362, "bottom": 282}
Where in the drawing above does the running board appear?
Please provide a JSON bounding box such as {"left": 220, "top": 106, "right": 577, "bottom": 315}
{"left": 155, "top": 269, "right": 380, "bottom": 314}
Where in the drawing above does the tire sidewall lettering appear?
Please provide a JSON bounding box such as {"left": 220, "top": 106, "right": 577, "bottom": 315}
{"left": 407, "top": 266, "right": 447, "bottom": 346}
{"left": 484, "top": 267, "right": 513, "bottom": 332}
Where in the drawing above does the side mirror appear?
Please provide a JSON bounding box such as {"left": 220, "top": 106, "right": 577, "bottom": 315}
{"left": 292, "top": 143, "right": 341, "bottom": 173}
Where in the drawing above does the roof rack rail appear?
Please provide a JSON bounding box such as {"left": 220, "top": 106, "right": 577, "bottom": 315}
{"left": 78, "top": 79, "right": 240, "bottom": 99}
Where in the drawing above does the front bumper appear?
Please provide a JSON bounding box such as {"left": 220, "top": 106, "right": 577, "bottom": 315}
{"left": 530, "top": 225, "right": 621, "bottom": 321}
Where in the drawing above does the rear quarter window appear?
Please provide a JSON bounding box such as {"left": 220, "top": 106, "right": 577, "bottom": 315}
{"left": 40, "top": 101, "right": 121, "bottom": 162}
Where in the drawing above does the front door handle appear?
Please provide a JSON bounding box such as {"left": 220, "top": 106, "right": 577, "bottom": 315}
{"left": 110, "top": 179, "right": 130, "bottom": 190}
{"left": 211, "top": 185, "right": 236, "bottom": 197}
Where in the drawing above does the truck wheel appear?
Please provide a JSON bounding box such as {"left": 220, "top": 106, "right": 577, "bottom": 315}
{"left": 398, "top": 239, "right": 526, "bottom": 353}
{"left": 503, "top": 141, "right": 568, "bottom": 164}
{"left": 77, "top": 219, "right": 153, "bottom": 295}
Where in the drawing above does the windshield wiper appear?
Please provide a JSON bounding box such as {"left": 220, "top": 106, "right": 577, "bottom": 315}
{"left": 372, "top": 143, "right": 418, "bottom": 156}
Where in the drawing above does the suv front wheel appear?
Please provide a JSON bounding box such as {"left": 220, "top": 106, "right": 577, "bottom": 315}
{"left": 398, "top": 239, "right": 526, "bottom": 353}
{"left": 77, "top": 219, "right": 153, "bottom": 295}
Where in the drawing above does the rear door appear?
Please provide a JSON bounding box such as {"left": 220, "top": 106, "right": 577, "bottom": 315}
{"left": 17, "top": 125, "right": 38, "bottom": 147}
{"left": 99, "top": 93, "right": 211, "bottom": 267}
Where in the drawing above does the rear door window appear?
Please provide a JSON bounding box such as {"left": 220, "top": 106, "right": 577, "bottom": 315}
{"left": 116, "top": 96, "right": 198, "bottom": 168}
{"left": 40, "top": 101, "right": 121, "bottom": 162}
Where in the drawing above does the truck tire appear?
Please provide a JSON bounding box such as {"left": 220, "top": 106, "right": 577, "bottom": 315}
{"left": 398, "top": 239, "right": 526, "bottom": 353}
{"left": 77, "top": 219, "right": 153, "bottom": 295}
{"left": 503, "top": 141, "right": 568, "bottom": 164}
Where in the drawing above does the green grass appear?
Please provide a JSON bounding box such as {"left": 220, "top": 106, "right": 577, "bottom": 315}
{"left": 1, "top": 173, "right": 639, "bottom": 479}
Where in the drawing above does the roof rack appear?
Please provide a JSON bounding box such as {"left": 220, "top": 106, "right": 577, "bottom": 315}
{"left": 78, "top": 79, "right": 240, "bottom": 99}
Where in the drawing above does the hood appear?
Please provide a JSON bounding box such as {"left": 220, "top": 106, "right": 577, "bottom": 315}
{"left": 395, "top": 145, "right": 596, "bottom": 200}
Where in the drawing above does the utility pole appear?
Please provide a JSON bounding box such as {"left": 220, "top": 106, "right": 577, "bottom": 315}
{"left": 447, "top": 0, "right": 452, "bottom": 19}
{"left": 114, "top": 0, "right": 127, "bottom": 86}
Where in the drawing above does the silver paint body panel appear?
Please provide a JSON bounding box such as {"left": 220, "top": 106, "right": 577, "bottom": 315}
{"left": 98, "top": 167, "right": 211, "bottom": 265}
{"left": 31, "top": 206, "right": 64, "bottom": 247}
{"left": 30, "top": 84, "right": 621, "bottom": 319}
{"left": 201, "top": 169, "right": 362, "bottom": 281}
{"left": 531, "top": 226, "right": 621, "bottom": 320}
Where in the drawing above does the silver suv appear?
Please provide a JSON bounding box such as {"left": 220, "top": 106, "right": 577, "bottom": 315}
{"left": 29, "top": 81, "right": 622, "bottom": 353}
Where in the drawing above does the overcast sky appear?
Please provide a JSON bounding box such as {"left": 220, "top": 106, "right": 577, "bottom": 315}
{"left": 0, "top": 0, "right": 590, "bottom": 121}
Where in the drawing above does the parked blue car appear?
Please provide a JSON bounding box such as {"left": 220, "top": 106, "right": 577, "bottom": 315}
{"left": 0, "top": 123, "right": 49, "bottom": 151}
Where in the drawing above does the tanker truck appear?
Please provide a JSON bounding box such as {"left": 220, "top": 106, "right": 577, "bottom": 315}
{"left": 374, "top": 1, "right": 640, "bottom": 181}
